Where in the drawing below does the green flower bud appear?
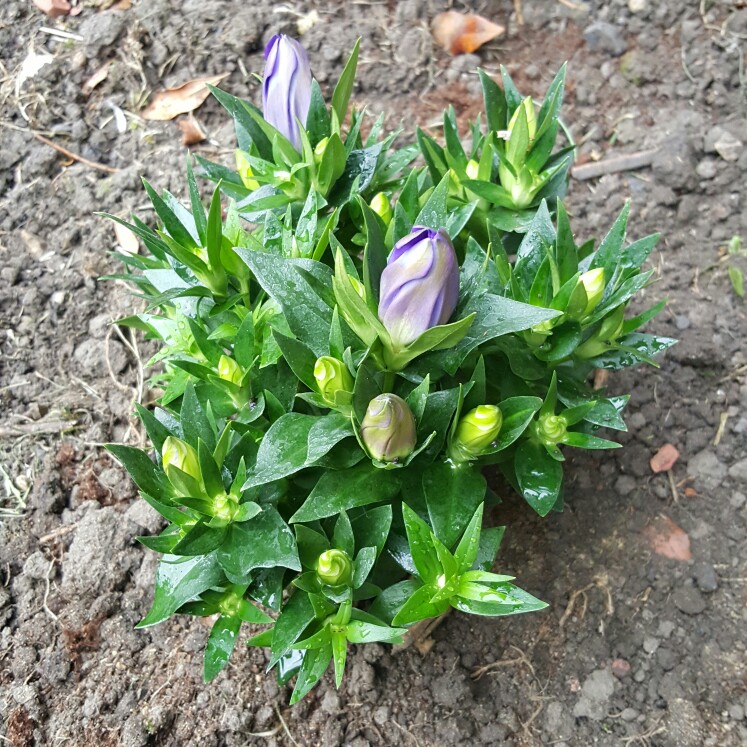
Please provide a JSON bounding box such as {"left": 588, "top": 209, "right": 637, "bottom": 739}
{"left": 360, "top": 393, "right": 417, "bottom": 463}
{"left": 507, "top": 97, "right": 537, "bottom": 143}
{"left": 574, "top": 338, "right": 609, "bottom": 359}
{"left": 466, "top": 159, "right": 480, "bottom": 180}
{"left": 348, "top": 275, "right": 366, "bottom": 300}
{"left": 235, "top": 150, "right": 259, "bottom": 190}
{"left": 523, "top": 319, "right": 554, "bottom": 347}
{"left": 162, "top": 436, "right": 201, "bottom": 495}
{"left": 316, "top": 549, "right": 353, "bottom": 586}
{"left": 217, "top": 355, "right": 243, "bottom": 387}
{"left": 567, "top": 268, "right": 605, "bottom": 320}
{"left": 537, "top": 414, "right": 567, "bottom": 444}
{"left": 313, "top": 136, "right": 329, "bottom": 163}
{"left": 449, "top": 405, "right": 503, "bottom": 462}
{"left": 314, "top": 356, "right": 353, "bottom": 406}
{"left": 598, "top": 305, "right": 625, "bottom": 342}
{"left": 369, "top": 192, "right": 392, "bottom": 225}
{"left": 212, "top": 492, "right": 239, "bottom": 525}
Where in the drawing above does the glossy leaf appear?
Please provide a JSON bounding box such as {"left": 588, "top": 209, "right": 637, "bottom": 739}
{"left": 204, "top": 615, "right": 241, "bottom": 682}
{"left": 514, "top": 440, "right": 563, "bottom": 517}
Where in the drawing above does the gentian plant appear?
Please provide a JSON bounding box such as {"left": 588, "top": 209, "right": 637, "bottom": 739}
{"left": 103, "top": 37, "right": 675, "bottom": 703}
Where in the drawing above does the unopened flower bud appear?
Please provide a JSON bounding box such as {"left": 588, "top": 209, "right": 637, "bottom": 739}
{"left": 537, "top": 414, "right": 567, "bottom": 444}
{"left": 378, "top": 226, "right": 460, "bottom": 348}
{"left": 313, "top": 136, "right": 329, "bottom": 162}
{"left": 598, "top": 305, "right": 625, "bottom": 342}
{"left": 262, "top": 35, "right": 312, "bottom": 151}
{"left": 316, "top": 549, "right": 353, "bottom": 586}
{"left": 235, "top": 150, "right": 259, "bottom": 190}
{"left": 162, "top": 436, "right": 201, "bottom": 494}
{"left": 449, "top": 405, "right": 503, "bottom": 462}
{"left": 466, "top": 159, "right": 480, "bottom": 180}
{"left": 369, "top": 192, "right": 392, "bottom": 225}
{"left": 218, "top": 355, "right": 243, "bottom": 387}
{"left": 314, "top": 356, "right": 353, "bottom": 406}
{"left": 349, "top": 275, "right": 366, "bottom": 300}
{"left": 567, "top": 268, "right": 605, "bottom": 320}
{"left": 507, "top": 97, "right": 537, "bottom": 143}
{"left": 361, "top": 393, "right": 417, "bottom": 463}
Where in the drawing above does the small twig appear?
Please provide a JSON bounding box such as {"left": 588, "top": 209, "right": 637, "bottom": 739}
{"left": 712, "top": 411, "right": 729, "bottom": 446}
{"left": 391, "top": 720, "right": 422, "bottom": 747}
{"left": 0, "top": 417, "right": 77, "bottom": 438}
{"left": 666, "top": 469, "right": 679, "bottom": 504}
{"left": 571, "top": 149, "right": 658, "bottom": 181}
{"left": 39, "top": 524, "right": 79, "bottom": 545}
{"left": 42, "top": 559, "right": 59, "bottom": 624}
{"left": 559, "top": 575, "right": 613, "bottom": 628}
{"left": 557, "top": 0, "right": 586, "bottom": 9}
{"left": 39, "top": 26, "right": 83, "bottom": 41}
{"left": 33, "top": 133, "right": 119, "bottom": 174}
{"left": 273, "top": 704, "right": 299, "bottom": 747}
{"left": 513, "top": 0, "right": 524, "bottom": 25}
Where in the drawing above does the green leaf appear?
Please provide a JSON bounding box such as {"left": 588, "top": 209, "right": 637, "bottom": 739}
{"left": 296, "top": 525, "right": 330, "bottom": 569}
{"left": 479, "top": 68, "right": 507, "bottom": 133}
{"left": 181, "top": 384, "right": 216, "bottom": 452}
{"left": 235, "top": 250, "right": 333, "bottom": 357}
{"left": 273, "top": 330, "right": 318, "bottom": 391}
{"left": 415, "top": 173, "right": 450, "bottom": 231}
{"left": 198, "top": 439, "right": 224, "bottom": 499}
{"left": 271, "top": 591, "right": 316, "bottom": 666}
{"left": 331, "top": 38, "right": 360, "bottom": 123}
{"left": 454, "top": 503, "right": 484, "bottom": 573}
{"left": 401, "top": 504, "right": 440, "bottom": 584}
{"left": 243, "top": 413, "right": 353, "bottom": 489}
{"left": 423, "top": 463, "right": 487, "bottom": 548}
{"left": 208, "top": 85, "right": 272, "bottom": 160}
{"left": 561, "top": 432, "right": 621, "bottom": 450}
{"left": 331, "top": 632, "right": 347, "bottom": 688}
{"left": 172, "top": 522, "right": 227, "bottom": 556}
{"left": 514, "top": 440, "right": 563, "bottom": 516}
{"left": 353, "top": 546, "right": 377, "bottom": 589}
{"left": 206, "top": 185, "right": 224, "bottom": 273}
{"left": 142, "top": 179, "right": 198, "bottom": 249}
{"left": 305, "top": 79, "right": 331, "bottom": 146}
{"left": 452, "top": 582, "right": 547, "bottom": 616}
{"left": 186, "top": 155, "right": 207, "bottom": 244}
{"left": 137, "top": 553, "right": 225, "bottom": 628}
{"left": 290, "top": 644, "right": 332, "bottom": 704}
{"left": 386, "top": 314, "right": 476, "bottom": 370}
{"left": 392, "top": 583, "right": 450, "bottom": 626}
{"left": 333, "top": 510, "right": 355, "bottom": 556}
{"left": 422, "top": 294, "right": 560, "bottom": 375}
{"left": 405, "top": 375, "right": 430, "bottom": 423}
{"left": 217, "top": 508, "right": 300, "bottom": 581}
{"left": 359, "top": 197, "right": 388, "bottom": 313}
{"left": 590, "top": 202, "right": 630, "bottom": 279}
{"left": 472, "top": 526, "right": 505, "bottom": 572}
{"left": 105, "top": 444, "right": 172, "bottom": 500}
{"left": 290, "top": 464, "right": 400, "bottom": 522}
{"left": 350, "top": 505, "right": 392, "bottom": 558}
{"left": 728, "top": 265, "right": 744, "bottom": 298}
{"left": 346, "top": 620, "right": 405, "bottom": 645}
{"left": 204, "top": 615, "right": 241, "bottom": 682}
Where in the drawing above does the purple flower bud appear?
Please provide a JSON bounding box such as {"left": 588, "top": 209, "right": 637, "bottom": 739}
{"left": 262, "top": 35, "right": 312, "bottom": 151}
{"left": 378, "top": 226, "right": 460, "bottom": 347}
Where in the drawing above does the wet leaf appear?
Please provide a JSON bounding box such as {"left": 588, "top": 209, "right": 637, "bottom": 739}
{"left": 142, "top": 74, "right": 228, "bottom": 121}
{"left": 432, "top": 11, "right": 505, "bottom": 55}
{"left": 650, "top": 443, "right": 680, "bottom": 473}
{"left": 643, "top": 515, "right": 691, "bottom": 561}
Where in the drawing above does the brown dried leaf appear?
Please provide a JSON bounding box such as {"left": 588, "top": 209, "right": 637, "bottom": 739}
{"left": 32, "top": 0, "right": 71, "bottom": 17}
{"left": 650, "top": 443, "right": 680, "bottom": 473}
{"left": 141, "top": 74, "right": 228, "bottom": 121}
{"left": 114, "top": 222, "right": 139, "bottom": 255}
{"left": 431, "top": 11, "right": 505, "bottom": 55}
{"left": 643, "top": 515, "right": 692, "bottom": 561}
{"left": 82, "top": 63, "right": 110, "bottom": 95}
{"left": 177, "top": 114, "right": 206, "bottom": 146}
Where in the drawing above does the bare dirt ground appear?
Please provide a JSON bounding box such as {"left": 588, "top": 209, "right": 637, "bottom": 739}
{"left": 1, "top": 1, "right": 746, "bottom": 745}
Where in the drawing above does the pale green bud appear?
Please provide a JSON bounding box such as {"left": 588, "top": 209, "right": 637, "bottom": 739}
{"left": 316, "top": 549, "right": 353, "bottom": 586}
{"left": 450, "top": 405, "right": 503, "bottom": 462}
{"left": 508, "top": 97, "right": 537, "bottom": 142}
{"left": 537, "top": 414, "right": 567, "bottom": 444}
{"left": 235, "top": 150, "right": 259, "bottom": 190}
{"left": 314, "top": 356, "right": 353, "bottom": 406}
{"left": 217, "top": 355, "right": 243, "bottom": 387}
{"left": 314, "top": 136, "right": 329, "bottom": 163}
{"left": 566, "top": 268, "right": 606, "bottom": 321}
{"left": 360, "top": 393, "right": 417, "bottom": 463}
{"left": 466, "top": 159, "right": 480, "bottom": 180}
{"left": 369, "top": 192, "right": 392, "bottom": 225}
{"left": 349, "top": 275, "right": 366, "bottom": 300}
{"left": 598, "top": 305, "right": 625, "bottom": 342}
{"left": 162, "top": 436, "right": 201, "bottom": 495}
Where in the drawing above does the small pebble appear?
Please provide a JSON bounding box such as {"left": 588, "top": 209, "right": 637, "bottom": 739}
{"left": 693, "top": 562, "right": 719, "bottom": 592}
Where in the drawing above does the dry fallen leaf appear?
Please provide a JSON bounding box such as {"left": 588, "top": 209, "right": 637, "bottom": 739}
{"left": 432, "top": 11, "right": 505, "bottom": 55}
{"left": 32, "top": 0, "right": 71, "bottom": 17}
{"left": 83, "top": 62, "right": 111, "bottom": 95}
{"left": 114, "top": 222, "right": 139, "bottom": 255}
{"left": 177, "top": 114, "right": 206, "bottom": 146}
{"left": 141, "top": 74, "right": 228, "bottom": 121}
{"left": 643, "top": 515, "right": 692, "bottom": 561}
{"left": 650, "top": 443, "right": 680, "bottom": 474}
